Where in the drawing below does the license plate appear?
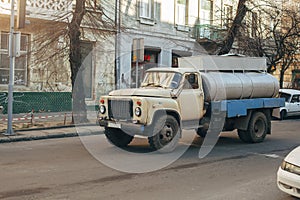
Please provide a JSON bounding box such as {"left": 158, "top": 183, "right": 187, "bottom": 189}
{"left": 108, "top": 122, "right": 121, "bottom": 129}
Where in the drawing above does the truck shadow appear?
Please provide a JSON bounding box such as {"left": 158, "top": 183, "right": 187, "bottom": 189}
{"left": 123, "top": 132, "right": 245, "bottom": 154}
{"left": 273, "top": 116, "right": 300, "bottom": 121}
{"left": 284, "top": 116, "right": 300, "bottom": 120}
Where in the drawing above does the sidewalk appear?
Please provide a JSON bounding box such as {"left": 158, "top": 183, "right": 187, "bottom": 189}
{"left": 0, "top": 124, "right": 103, "bottom": 143}
{"left": 0, "top": 110, "right": 103, "bottom": 143}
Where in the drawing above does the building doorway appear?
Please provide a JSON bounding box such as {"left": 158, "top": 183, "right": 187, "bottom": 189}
{"left": 80, "top": 41, "right": 94, "bottom": 99}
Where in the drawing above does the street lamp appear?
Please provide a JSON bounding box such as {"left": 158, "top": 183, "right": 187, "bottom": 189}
{"left": 4, "top": 0, "right": 24, "bottom": 136}
{"left": 4, "top": 0, "right": 16, "bottom": 135}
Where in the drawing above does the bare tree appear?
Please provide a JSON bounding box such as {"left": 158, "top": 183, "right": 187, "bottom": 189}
{"left": 30, "top": 0, "right": 116, "bottom": 121}
{"left": 218, "top": 0, "right": 248, "bottom": 55}
{"left": 237, "top": 0, "right": 300, "bottom": 88}
{"left": 210, "top": 0, "right": 300, "bottom": 88}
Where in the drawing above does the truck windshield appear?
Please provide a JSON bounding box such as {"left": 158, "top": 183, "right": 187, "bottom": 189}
{"left": 141, "top": 72, "right": 182, "bottom": 89}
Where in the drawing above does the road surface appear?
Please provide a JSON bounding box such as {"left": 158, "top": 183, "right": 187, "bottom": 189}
{"left": 0, "top": 119, "right": 299, "bottom": 200}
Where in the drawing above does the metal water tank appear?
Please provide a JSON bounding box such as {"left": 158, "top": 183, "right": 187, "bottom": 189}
{"left": 201, "top": 72, "right": 279, "bottom": 101}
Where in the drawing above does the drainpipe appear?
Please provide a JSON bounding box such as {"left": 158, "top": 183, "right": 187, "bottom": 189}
{"left": 198, "top": 0, "right": 200, "bottom": 20}
{"left": 115, "top": 0, "right": 121, "bottom": 89}
{"left": 221, "top": 0, "right": 223, "bottom": 28}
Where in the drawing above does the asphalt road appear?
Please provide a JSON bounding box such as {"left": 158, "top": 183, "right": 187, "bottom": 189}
{"left": 0, "top": 119, "right": 299, "bottom": 200}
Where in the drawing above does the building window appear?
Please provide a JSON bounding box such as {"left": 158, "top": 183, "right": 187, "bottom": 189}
{"left": 176, "top": 0, "right": 188, "bottom": 25}
{"left": 200, "top": 0, "right": 213, "bottom": 25}
{"left": 223, "top": 4, "right": 233, "bottom": 28}
{"left": 292, "top": 70, "right": 300, "bottom": 89}
{"left": 140, "top": 0, "right": 154, "bottom": 19}
{"left": 131, "top": 48, "right": 160, "bottom": 88}
{"left": 172, "top": 56, "right": 179, "bottom": 68}
{"left": 0, "top": 32, "right": 28, "bottom": 85}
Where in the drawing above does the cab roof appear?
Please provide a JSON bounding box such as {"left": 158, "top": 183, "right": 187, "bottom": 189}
{"left": 279, "top": 89, "right": 300, "bottom": 95}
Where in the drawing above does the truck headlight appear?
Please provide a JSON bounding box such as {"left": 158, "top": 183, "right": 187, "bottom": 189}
{"left": 135, "top": 107, "right": 142, "bottom": 117}
{"left": 99, "top": 105, "right": 106, "bottom": 114}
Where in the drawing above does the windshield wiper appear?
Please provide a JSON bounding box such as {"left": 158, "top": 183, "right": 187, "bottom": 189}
{"left": 142, "top": 83, "right": 167, "bottom": 88}
{"left": 155, "top": 84, "right": 169, "bottom": 89}
{"left": 141, "top": 82, "right": 156, "bottom": 87}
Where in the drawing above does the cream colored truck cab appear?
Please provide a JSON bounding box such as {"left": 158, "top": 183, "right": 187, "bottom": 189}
{"left": 98, "top": 67, "right": 205, "bottom": 152}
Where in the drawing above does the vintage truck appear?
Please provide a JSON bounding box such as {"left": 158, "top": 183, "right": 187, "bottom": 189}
{"left": 98, "top": 55, "right": 285, "bottom": 152}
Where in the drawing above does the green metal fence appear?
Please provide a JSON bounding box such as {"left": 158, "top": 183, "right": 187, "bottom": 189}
{"left": 0, "top": 92, "right": 72, "bottom": 114}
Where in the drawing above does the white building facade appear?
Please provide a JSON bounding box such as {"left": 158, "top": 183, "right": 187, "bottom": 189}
{"left": 115, "top": 0, "right": 236, "bottom": 89}
{"left": 0, "top": 0, "right": 237, "bottom": 105}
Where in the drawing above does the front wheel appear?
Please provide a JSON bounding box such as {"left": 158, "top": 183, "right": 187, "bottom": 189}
{"left": 196, "top": 128, "right": 208, "bottom": 138}
{"left": 148, "top": 115, "right": 180, "bottom": 153}
{"left": 280, "top": 110, "right": 287, "bottom": 120}
{"left": 104, "top": 127, "right": 134, "bottom": 147}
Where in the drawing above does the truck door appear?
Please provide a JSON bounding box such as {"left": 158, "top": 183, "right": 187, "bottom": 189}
{"left": 178, "top": 73, "right": 204, "bottom": 129}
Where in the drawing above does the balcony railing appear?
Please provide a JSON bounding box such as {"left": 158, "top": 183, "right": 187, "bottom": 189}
{"left": 0, "top": 0, "right": 72, "bottom": 20}
{"left": 193, "top": 24, "right": 227, "bottom": 41}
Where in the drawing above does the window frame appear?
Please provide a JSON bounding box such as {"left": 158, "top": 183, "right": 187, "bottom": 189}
{"left": 176, "top": 0, "right": 188, "bottom": 26}
{"left": 183, "top": 73, "right": 199, "bottom": 90}
{"left": 223, "top": 4, "right": 233, "bottom": 28}
{"left": 200, "top": 0, "right": 213, "bottom": 25}
{"left": 0, "top": 32, "right": 29, "bottom": 86}
{"left": 139, "top": 0, "right": 155, "bottom": 20}
{"left": 291, "top": 95, "right": 300, "bottom": 103}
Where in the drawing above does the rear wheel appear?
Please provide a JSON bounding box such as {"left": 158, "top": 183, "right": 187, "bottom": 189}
{"left": 238, "top": 129, "right": 251, "bottom": 143}
{"left": 148, "top": 115, "right": 180, "bottom": 153}
{"left": 238, "top": 112, "right": 268, "bottom": 143}
{"left": 104, "top": 127, "right": 134, "bottom": 147}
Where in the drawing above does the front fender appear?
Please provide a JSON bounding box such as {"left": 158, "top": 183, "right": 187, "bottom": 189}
{"left": 145, "top": 98, "right": 180, "bottom": 126}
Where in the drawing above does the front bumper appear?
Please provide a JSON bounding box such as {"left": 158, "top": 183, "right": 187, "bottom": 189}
{"left": 277, "top": 167, "right": 300, "bottom": 198}
{"left": 98, "top": 118, "right": 154, "bottom": 137}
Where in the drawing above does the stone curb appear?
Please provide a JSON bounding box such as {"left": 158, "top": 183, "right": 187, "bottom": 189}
{"left": 0, "top": 125, "right": 102, "bottom": 144}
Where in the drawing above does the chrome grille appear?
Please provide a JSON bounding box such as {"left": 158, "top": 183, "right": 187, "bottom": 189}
{"left": 108, "top": 99, "right": 133, "bottom": 120}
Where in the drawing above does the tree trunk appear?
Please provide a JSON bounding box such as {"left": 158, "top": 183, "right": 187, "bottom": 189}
{"left": 218, "top": 0, "right": 248, "bottom": 55}
{"left": 279, "top": 69, "right": 285, "bottom": 89}
{"left": 69, "top": 0, "right": 88, "bottom": 123}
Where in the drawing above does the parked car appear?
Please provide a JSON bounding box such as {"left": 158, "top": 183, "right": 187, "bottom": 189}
{"left": 279, "top": 89, "right": 300, "bottom": 120}
{"left": 277, "top": 146, "right": 300, "bottom": 198}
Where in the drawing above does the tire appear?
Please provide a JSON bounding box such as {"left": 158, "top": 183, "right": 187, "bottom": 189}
{"left": 238, "top": 129, "right": 252, "bottom": 143}
{"left": 104, "top": 127, "right": 134, "bottom": 147}
{"left": 148, "top": 115, "right": 180, "bottom": 153}
{"left": 196, "top": 128, "right": 208, "bottom": 138}
{"left": 280, "top": 110, "right": 287, "bottom": 120}
{"left": 239, "top": 112, "right": 268, "bottom": 143}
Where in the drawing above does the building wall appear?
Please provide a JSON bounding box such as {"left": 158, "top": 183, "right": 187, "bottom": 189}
{"left": 0, "top": 0, "right": 241, "bottom": 104}
{"left": 273, "top": 60, "right": 300, "bottom": 88}
{"left": 93, "top": 37, "right": 116, "bottom": 101}
{"left": 0, "top": 15, "right": 72, "bottom": 93}
{"left": 117, "top": 0, "right": 230, "bottom": 88}
{"left": 0, "top": 0, "right": 117, "bottom": 107}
